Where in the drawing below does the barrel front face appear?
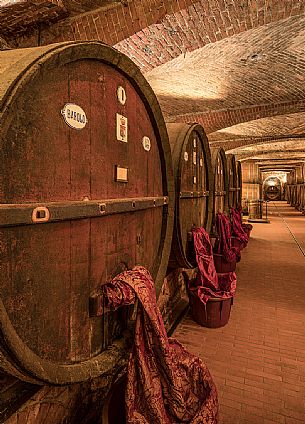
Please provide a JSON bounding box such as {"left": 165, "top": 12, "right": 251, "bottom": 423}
{"left": 227, "top": 154, "right": 237, "bottom": 209}
{"left": 287, "top": 170, "right": 295, "bottom": 205}
{"left": 263, "top": 177, "right": 281, "bottom": 201}
{"left": 214, "top": 152, "right": 226, "bottom": 214}
{"left": 236, "top": 161, "right": 242, "bottom": 208}
{"left": 265, "top": 185, "right": 281, "bottom": 201}
{"left": 168, "top": 124, "right": 212, "bottom": 268}
{"left": 211, "top": 148, "right": 229, "bottom": 228}
{"left": 0, "top": 43, "right": 174, "bottom": 384}
{"left": 301, "top": 184, "right": 305, "bottom": 212}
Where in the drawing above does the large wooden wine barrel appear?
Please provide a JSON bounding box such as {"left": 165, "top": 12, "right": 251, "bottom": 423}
{"left": 301, "top": 184, "right": 305, "bottom": 214}
{"left": 167, "top": 123, "right": 213, "bottom": 268}
{"left": 289, "top": 170, "right": 297, "bottom": 207}
{"left": 210, "top": 147, "right": 229, "bottom": 233}
{"left": 241, "top": 161, "right": 263, "bottom": 213}
{"left": 286, "top": 171, "right": 294, "bottom": 205}
{"left": 236, "top": 161, "right": 242, "bottom": 208}
{"left": 0, "top": 42, "right": 174, "bottom": 385}
{"left": 226, "top": 154, "right": 237, "bottom": 209}
{"left": 295, "top": 164, "right": 304, "bottom": 210}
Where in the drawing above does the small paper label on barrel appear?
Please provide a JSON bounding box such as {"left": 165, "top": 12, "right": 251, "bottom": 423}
{"left": 142, "top": 136, "right": 151, "bottom": 151}
{"left": 116, "top": 114, "right": 128, "bottom": 142}
{"left": 116, "top": 166, "right": 128, "bottom": 182}
{"left": 184, "top": 152, "right": 189, "bottom": 161}
{"left": 193, "top": 139, "right": 197, "bottom": 148}
{"left": 193, "top": 176, "right": 197, "bottom": 184}
{"left": 61, "top": 103, "right": 87, "bottom": 130}
{"left": 117, "top": 86, "right": 127, "bottom": 105}
{"left": 200, "top": 158, "right": 203, "bottom": 167}
{"left": 193, "top": 152, "right": 197, "bottom": 165}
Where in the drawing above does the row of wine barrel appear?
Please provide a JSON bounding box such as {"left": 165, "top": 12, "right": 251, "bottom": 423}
{"left": 0, "top": 41, "right": 241, "bottom": 388}
{"left": 286, "top": 165, "right": 305, "bottom": 213}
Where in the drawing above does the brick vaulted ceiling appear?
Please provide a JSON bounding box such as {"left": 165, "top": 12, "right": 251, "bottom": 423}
{"left": 0, "top": 0, "right": 305, "bottom": 172}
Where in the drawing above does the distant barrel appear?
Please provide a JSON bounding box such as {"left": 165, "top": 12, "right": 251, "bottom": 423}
{"left": 264, "top": 177, "right": 281, "bottom": 201}
{"left": 210, "top": 147, "right": 229, "bottom": 227}
{"left": 167, "top": 123, "right": 213, "bottom": 268}
{"left": 241, "top": 161, "right": 263, "bottom": 213}
{"left": 236, "top": 161, "right": 242, "bottom": 208}
{"left": 226, "top": 154, "right": 237, "bottom": 209}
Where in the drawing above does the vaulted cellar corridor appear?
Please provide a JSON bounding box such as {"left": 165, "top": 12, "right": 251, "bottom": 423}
{"left": 174, "top": 201, "right": 305, "bottom": 424}
{"left": 0, "top": 0, "right": 305, "bottom": 422}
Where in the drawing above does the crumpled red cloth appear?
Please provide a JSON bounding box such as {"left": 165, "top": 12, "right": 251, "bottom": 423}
{"left": 215, "top": 213, "right": 240, "bottom": 263}
{"left": 102, "top": 266, "right": 219, "bottom": 424}
{"left": 188, "top": 227, "right": 236, "bottom": 304}
{"left": 230, "top": 208, "right": 248, "bottom": 248}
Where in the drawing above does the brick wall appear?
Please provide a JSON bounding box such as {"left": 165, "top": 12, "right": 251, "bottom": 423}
{"left": 115, "top": 0, "right": 305, "bottom": 73}
{"left": 143, "top": 14, "right": 305, "bottom": 135}
{"left": 0, "top": 35, "right": 11, "bottom": 49}
{"left": 176, "top": 100, "right": 305, "bottom": 135}
{"left": 7, "top": 0, "right": 305, "bottom": 50}
{"left": 0, "top": 0, "right": 67, "bottom": 37}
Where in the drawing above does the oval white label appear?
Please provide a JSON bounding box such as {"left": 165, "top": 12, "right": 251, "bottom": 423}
{"left": 142, "top": 136, "right": 151, "bottom": 151}
{"left": 117, "top": 86, "right": 127, "bottom": 105}
{"left": 184, "top": 152, "right": 189, "bottom": 161}
{"left": 200, "top": 158, "right": 203, "bottom": 167}
{"left": 61, "top": 104, "right": 87, "bottom": 130}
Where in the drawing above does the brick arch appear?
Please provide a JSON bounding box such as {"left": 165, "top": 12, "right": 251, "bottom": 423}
{"left": 114, "top": 1, "right": 305, "bottom": 73}
{"left": 0, "top": 36, "right": 11, "bottom": 50}
{"left": 234, "top": 150, "right": 305, "bottom": 161}
{"left": 211, "top": 134, "right": 305, "bottom": 152}
{"left": 14, "top": 0, "right": 304, "bottom": 52}
{"left": 139, "top": 13, "right": 305, "bottom": 136}
{"left": 174, "top": 100, "right": 305, "bottom": 135}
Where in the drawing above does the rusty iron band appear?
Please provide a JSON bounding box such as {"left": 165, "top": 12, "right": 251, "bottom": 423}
{"left": 179, "top": 190, "right": 210, "bottom": 199}
{"left": 0, "top": 196, "right": 169, "bottom": 227}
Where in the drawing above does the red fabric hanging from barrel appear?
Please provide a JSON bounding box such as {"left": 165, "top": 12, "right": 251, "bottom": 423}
{"left": 102, "top": 266, "right": 219, "bottom": 424}
{"left": 230, "top": 208, "right": 249, "bottom": 248}
{"left": 188, "top": 227, "right": 236, "bottom": 304}
{"left": 215, "top": 213, "right": 241, "bottom": 261}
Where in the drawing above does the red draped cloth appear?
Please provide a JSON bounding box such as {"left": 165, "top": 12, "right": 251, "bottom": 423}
{"left": 215, "top": 213, "right": 240, "bottom": 262}
{"left": 102, "top": 266, "right": 219, "bottom": 424}
{"left": 230, "top": 208, "right": 249, "bottom": 248}
{"left": 189, "top": 227, "right": 236, "bottom": 304}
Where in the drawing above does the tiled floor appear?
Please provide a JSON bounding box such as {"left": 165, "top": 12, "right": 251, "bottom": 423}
{"left": 173, "top": 202, "right": 305, "bottom": 424}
